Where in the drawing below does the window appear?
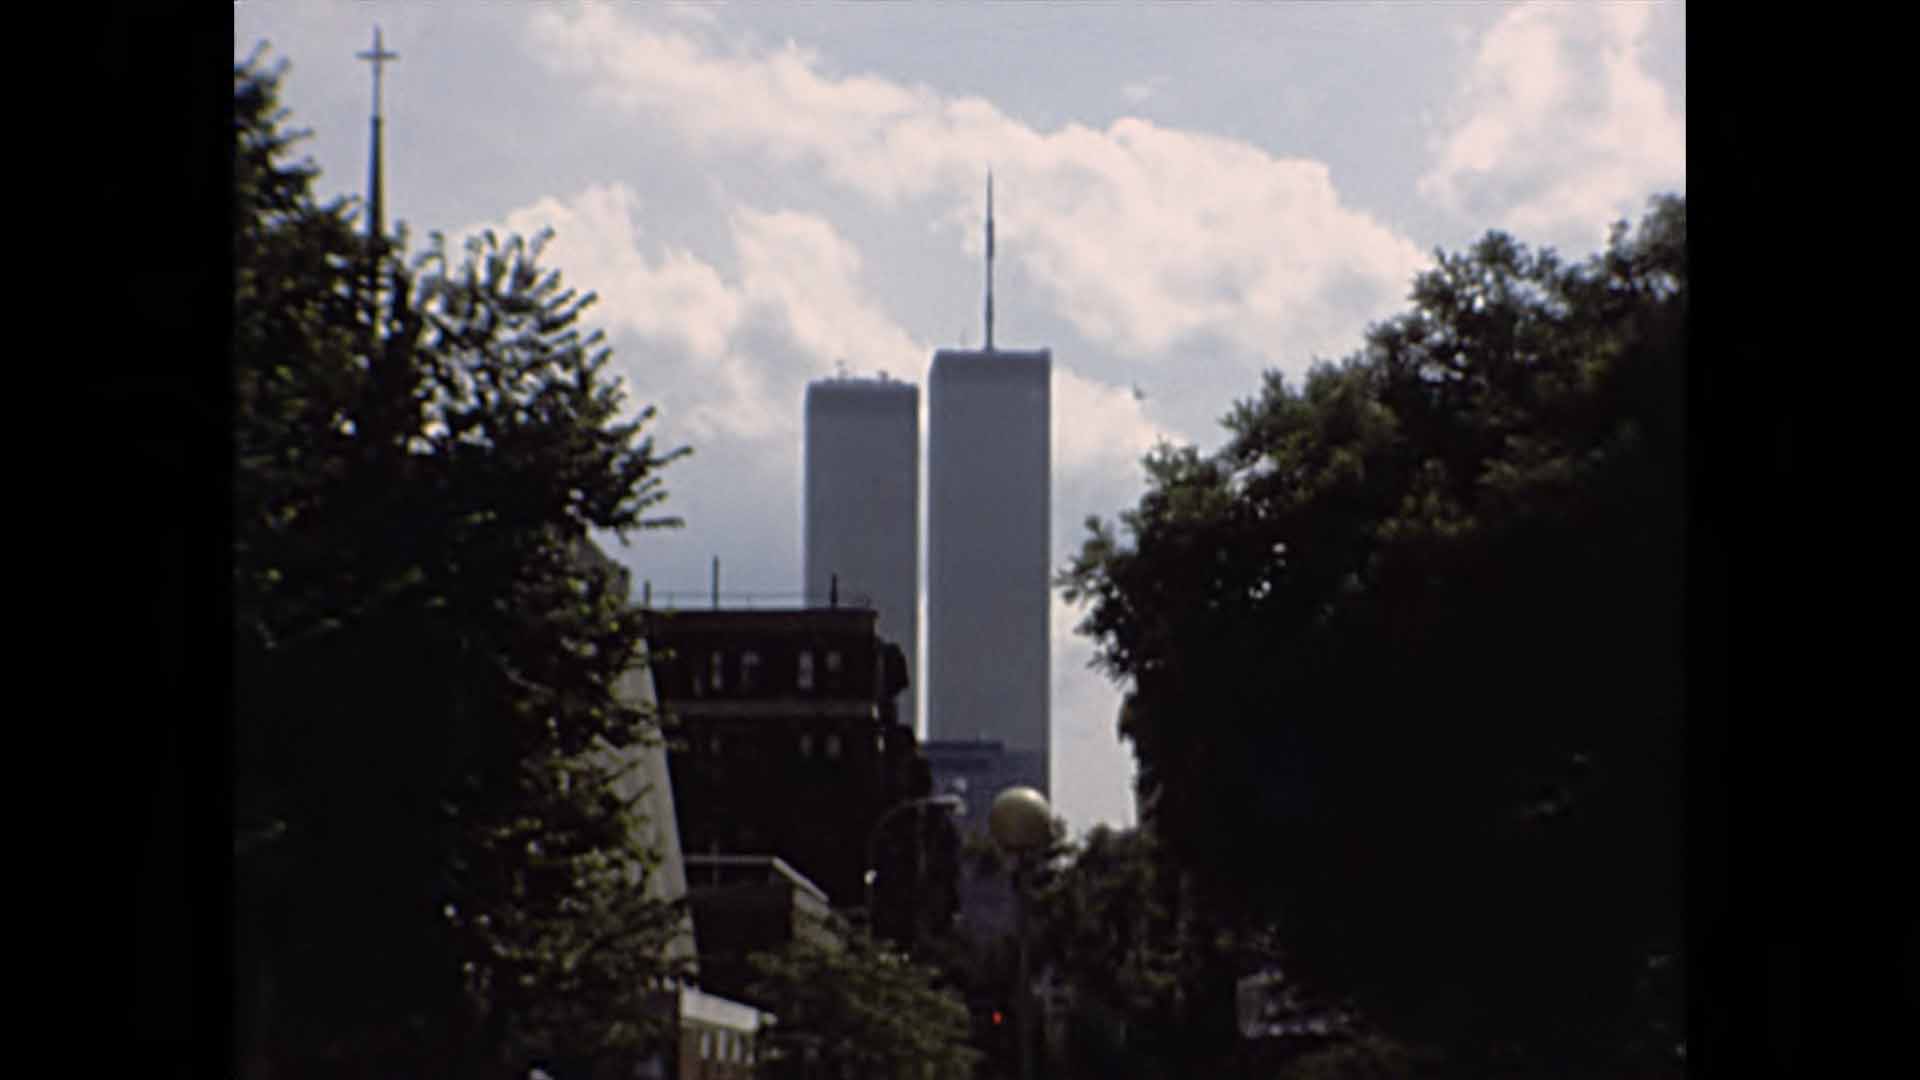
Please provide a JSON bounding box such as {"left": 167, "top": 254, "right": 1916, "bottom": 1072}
{"left": 709, "top": 651, "right": 725, "bottom": 692}
{"left": 824, "top": 650, "right": 843, "bottom": 687}
{"left": 740, "top": 649, "right": 761, "bottom": 692}
{"left": 701, "top": 1029, "right": 713, "bottom": 1060}
{"left": 825, "top": 733, "right": 842, "bottom": 760}
{"left": 799, "top": 732, "right": 814, "bottom": 757}
{"left": 796, "top": 649, "right": 814, "bottom": 691}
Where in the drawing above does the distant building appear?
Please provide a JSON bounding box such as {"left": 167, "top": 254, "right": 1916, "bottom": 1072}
{"left": 582, "top": 673, "right": 699, "bottom": 973}
{"left": 674, "top": 985, "right": 771, "bottom": 1080}
{"left": 804, "top": 373, "right": 919, "bottom": 737}
{"left": 921, "top": 180, "right": 1054, "bottom": 977}
{"left": 925, "top": 177, "right": 1051, "bottom": 798}
{"left": 684, "top": 854, "right": 839, "bottom": 1005}
{"left": 575, "top": 539, "right": 778, "bottom": 1079}
{"left": 926, "top": 345, "right": 1052, "bottom": 796}
{"left": 923, "top": 739, "right": 1047, "bottom": 834}
{"left": 568, "top": 540, "right": 700, "bottom": 971}
{"left": 642, "top": 605, "right": 922, "bottom": 914}
{"left": 923, "top": 738, "right": 1046, "bottom": 942}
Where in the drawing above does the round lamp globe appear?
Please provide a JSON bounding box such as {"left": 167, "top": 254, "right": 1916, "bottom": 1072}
{"left": 988, "top": 786, "right": 1052, "bottom": 852}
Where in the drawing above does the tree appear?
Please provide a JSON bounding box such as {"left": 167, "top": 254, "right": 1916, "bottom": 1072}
{"left": 868, "top": 773, "right": 964, "bottom": 957}
{"left": 234, "top": 50, "right": 691, "bottom": 1077}
{"left": 746, "top": 924, "right": 983, "bottom": 1079}
{"left": 1024, "top": 825, "right": 1181, "bottom": 1077}
{"left": 1062, "top": 197, "right": 1686, "bottom": 1074}
{"left": 1026, "top": 824, "right": 1343, "bottom": 1078}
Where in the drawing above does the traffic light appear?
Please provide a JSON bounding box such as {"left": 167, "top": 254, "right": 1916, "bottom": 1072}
{"left": 991, "top": 1009, "right": 1004, "bottom": 1027}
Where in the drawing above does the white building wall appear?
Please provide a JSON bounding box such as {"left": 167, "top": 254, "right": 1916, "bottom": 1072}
{"left": 926, "top": 348, "right": 1051, "bottom": 796}
{"left": 595, "top": 652, "right": 700, "bottom": 972}
{"left": 803, "top": 376, "right": 920, "bottom": 737}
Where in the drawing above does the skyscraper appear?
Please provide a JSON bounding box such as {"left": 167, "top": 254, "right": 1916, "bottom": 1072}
{"left": 926, "top": 175, "right": 1051, "bottom": 797}
{"left": 803, "top": 374, "right": 919, "bottom": 736}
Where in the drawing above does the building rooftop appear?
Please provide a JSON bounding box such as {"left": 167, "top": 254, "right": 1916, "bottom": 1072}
{"left": 807, "top": 372, "right": 918, "bottom": 392}
{"left": 684, "top": 854, "right": 831, "bottom": 905}
{"left": 931, "top": 346, "right": 1052, "bottom": 366}
{"left": 640, "top": 607, "right": 884, "bottom": 645}
{"left": 681, "top": 983, "right": 773, "bottom": 1031}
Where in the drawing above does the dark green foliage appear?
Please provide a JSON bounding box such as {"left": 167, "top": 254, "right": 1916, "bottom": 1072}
{"left": 1023, "top": 825, "right": 1186, "bottom": 1077}
{"left": 1013, "top": 824, "right": 1296, "bottom": 1078}
{"left": 1270, "top": 1032, "right": 1437, "bottom": 1080}
{"left": 869, "top": 796, "right": 963, "bottom": 957}
{"left": 1061, "top": 198, "right": 1686, "bottom": 1073}
{"left": 235, "top": 51, "right": 691, "bottom": 1077}
{"left": 747, "top": 924, "right": 983, "bottom": 1079}
{"left": 1028, "top": 828, "right": 1176, "bottom": 1051}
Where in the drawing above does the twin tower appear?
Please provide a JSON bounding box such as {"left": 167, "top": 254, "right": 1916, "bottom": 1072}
{"left": 801, "top": 179, "right": 1050, "bottom": 799}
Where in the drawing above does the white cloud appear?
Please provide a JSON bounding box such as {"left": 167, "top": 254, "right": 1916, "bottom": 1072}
{"left": 1044, "top": 363, "right": 1176, "bottom": 834}
{"left": 1051, "top": 591, "right": 1136, "bottom": 835}
{"left": 527, "top": 7, "right": 1427, "bottom": 371}
{"left": 731, "top": 207, "right": 927, "bottom": 378}
{"left": 489, "top": 184, "right": 742, "bottom": 359}
{"left": 458, "top": 185, "right": 921, "bottom": 446}
{"left": 1006, "top": 119, "right": 1424, "bottom": 362}
{"left": 1418, "top": 4, "right": 1685, "bottom": 253}
{"left": 664, "top": 2, "right": 725, "bottom": 27}
{"left": 1052, "top": 363, "right": 1174, "bottom": 479}
{"left": 1121, "top": 76, "right": 1167, "bottom": 104}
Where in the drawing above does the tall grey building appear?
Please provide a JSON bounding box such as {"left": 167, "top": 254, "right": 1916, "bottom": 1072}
{"left": 925, "top": 175, "right": 1051, "bottom": 796}
{"left": 803, "top": 374, "right": 919, "bottom": 736}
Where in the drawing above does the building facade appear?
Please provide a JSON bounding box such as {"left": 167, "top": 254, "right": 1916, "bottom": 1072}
{"left": 672, "top": 984, "right": 773, "bottom": 1080}
{"left": 683, "top": 854, "right": 839, "bottom": 1005}
{"left": 803, "top": 374, "right": 919, "bottom": 738}
{"left": 926, "top": 347, "right": 1052, "bottom": 799}
{"left": 922, "top": 739, "right": 1045, "bottom": 845}
{"left": 643, "top": 606, "right": 921, "bottom": 914}
{"left": 923, "top": 738, "right": 1047, "bottom": 942}
{"left": 575, "top": 541, "right": 776, "bottom": 1080}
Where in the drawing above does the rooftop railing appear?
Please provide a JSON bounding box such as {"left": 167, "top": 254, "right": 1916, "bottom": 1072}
{"left": 638, "top": 589, "right": 874, "bottom": 611}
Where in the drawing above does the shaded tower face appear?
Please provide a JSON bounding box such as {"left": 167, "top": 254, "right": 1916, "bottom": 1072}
{"left": 926, "top": 348, "right": 1051, "bottom": 796}
{"left": 803, "top": 376, "right": 920, "bottom": 736}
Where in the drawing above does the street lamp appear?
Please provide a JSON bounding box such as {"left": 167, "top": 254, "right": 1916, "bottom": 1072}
{"left": 864, "top": 794, "right": 966, "bottom": 939}
{"left": 987, "top": 785, "right": 1051, "bottom": 1080}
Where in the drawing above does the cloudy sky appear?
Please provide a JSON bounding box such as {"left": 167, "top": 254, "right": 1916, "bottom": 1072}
{"left": 236, "top": 1, "right": 1685, "bottom": 838}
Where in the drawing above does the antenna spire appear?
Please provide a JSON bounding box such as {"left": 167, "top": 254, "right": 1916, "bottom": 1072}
{"left": 984, "top": 171, "right": 995, "bottom": 352}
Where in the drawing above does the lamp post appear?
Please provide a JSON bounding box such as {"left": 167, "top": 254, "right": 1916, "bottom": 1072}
{"left": 988, "top": 785, "right": 1051, "bottom": 1080}
{"left": 864, "top": 794, "right": 966, "bottom": 940}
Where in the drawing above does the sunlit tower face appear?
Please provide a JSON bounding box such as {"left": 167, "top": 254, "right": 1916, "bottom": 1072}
{"left": 924, "top": 175, "right": 1051, "bottom": 798}
{"left": 925, "top": 345, "right": 1051, "bottom": 796}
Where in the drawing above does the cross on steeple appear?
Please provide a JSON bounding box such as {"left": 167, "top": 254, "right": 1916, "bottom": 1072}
{"left": 356, "top": 27, "right": 398, "bottom": 245}
{"left": 357, "top": 26, "right": 399, "bottom": 124}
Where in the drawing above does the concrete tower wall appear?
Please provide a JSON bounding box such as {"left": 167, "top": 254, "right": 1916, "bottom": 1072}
{"left": 803, "top": 376, "right": 920, "bottom": 736}
{"left": 926, "top": 348, "right": 1051, "bottom": 795}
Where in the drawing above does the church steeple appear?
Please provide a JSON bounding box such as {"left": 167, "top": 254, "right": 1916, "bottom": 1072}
{"left": 357, "top": 27, "right": 398, "bottom": 249}
{"left": 984, "top": 171, "right": 995, "bottom": 353}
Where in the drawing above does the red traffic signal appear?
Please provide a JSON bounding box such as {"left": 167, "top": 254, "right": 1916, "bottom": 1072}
{"left": 991, "top": 1010, "right": 1004, "bottom": 1026}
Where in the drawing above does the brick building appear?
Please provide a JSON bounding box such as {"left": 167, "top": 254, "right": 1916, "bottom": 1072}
{"left": 642, "top": 605, "right": 925, "bottom": 917}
